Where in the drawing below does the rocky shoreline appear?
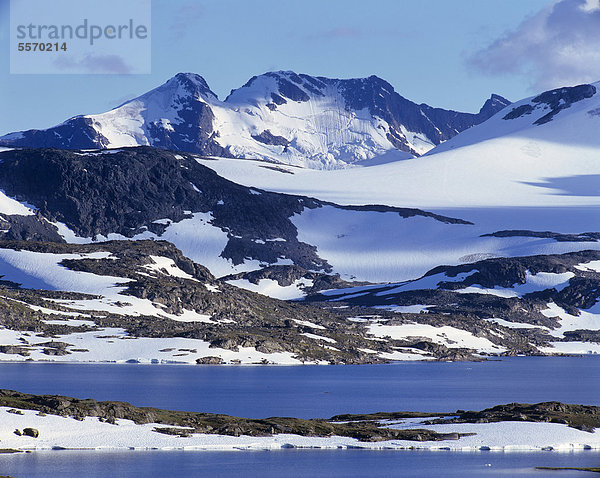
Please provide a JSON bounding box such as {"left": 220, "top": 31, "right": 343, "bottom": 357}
{"left": 1, "top": 390, "right": 600, "bottom": 451}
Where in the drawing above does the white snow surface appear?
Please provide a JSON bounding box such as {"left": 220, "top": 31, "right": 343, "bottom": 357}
{"left": 0, "top": 190, "right": 35, "bottom": 216}
{"left": 576, "top": 260, "right": 600, "bottom": 273}
{"left": 2, "top": 407, "right": 600, "bottom": 452}
{"left": 542, "top": 302, "right": 600, "bottom": 337}
{"left": 300, "top": 332, "right": 336, "bottom": 344}
{"left": 368, "top": 323, "right": 505, "bottom": 354}
{"left": 144, "top": 255, "right": 197, "bottom": 281}
{"left": 225, "top": 278, "right": 312, "bottom": 300}
{"left": 0, "top": 249, "right": 122, "bottom": 293}
{"left": 0, "top": 326, "right": 303, "bottom": 365}
{"left": 291, "top": 203, "right": 600, "bottom": 283}
{"left": 484, "top": 318, "right": 548, "bottom": 330}
{"left": 291, "top": 319, "right": 326, "bottom": 330}
{"left": 453, "top": 271, "right": 575, "bottom": 298}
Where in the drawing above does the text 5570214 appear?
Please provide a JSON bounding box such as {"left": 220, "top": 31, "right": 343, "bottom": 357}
{"left": 17, "top": 42, "right": 67, "bottom": 52}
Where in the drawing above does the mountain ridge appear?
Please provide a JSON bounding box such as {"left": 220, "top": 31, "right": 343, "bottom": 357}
{"left": 0, "top": 71, "right": 510, "bottom": 169}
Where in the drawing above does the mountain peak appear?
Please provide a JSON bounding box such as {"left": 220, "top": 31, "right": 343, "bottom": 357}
{"left": 227, "top": 71, "right": 396, "bottom": 106}
{"left": 478, "top": 93, "right": 511, "bottom": 117}
{"left": 163, "top": 72, "right": 217, "bottom": 101}
{"left": 490, "top": 93, "right": 510, "bottom": 102}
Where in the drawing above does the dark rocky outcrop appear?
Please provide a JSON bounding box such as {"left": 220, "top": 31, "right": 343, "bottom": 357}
{"left": 0, "top": 213, "right": 64, "bottom": 243}
{"left": 536, "top": 467, "right": 600, "bottom": 473}
{"left": 482, "top": 230, "right": 600, "bottom": 243}
{"left": 532, "top": 84, "right": 596, "bottom": 125}
{"left": 251, "top": 130, "right": 290, "bottom": 147}
{"left": 561, "top": 329, "right": 600, "bottom": 343}
{"left": 22, "top": 428, "right": 39, "bottom": 438}
{"left": 430, "top": 402, "right": 600, "bottom": 432}
{"left": 336, "top": 204, "right": 472, "bottom": 225}
{"left": 503, "top": 104, "right": 534, "bottom": 120}
{"left": 503, "top": 84, "right": 596, "bottom": 125}
{"left": 195, "top": 356, "right": 224, "bottom": 365}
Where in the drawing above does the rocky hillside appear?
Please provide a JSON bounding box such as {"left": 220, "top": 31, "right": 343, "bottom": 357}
{"left": 307, "top": 250, "right": 600, "bottom": 355}
{"left": 0, "top": 238, "right": 543, "bottom": 364}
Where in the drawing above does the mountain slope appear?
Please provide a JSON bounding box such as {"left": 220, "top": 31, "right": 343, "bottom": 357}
{"left": 217, "top": 72, "right": 509, "bottom": 166}
{"left": 0, "top": 72, "right": 509, "bottom": 169}
{"left": 0, "top": 147, "right": 475, "bottom": 284}
{"left": 427, "top": 83, "right": 598, "bottom": 155}
{"left": 193, "top": 81, "right": 600, "bottom": 210}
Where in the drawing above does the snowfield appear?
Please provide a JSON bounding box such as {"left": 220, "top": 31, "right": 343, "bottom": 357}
{"left": 291, "top": 205, "right": 600, "bottom": 283}
{"left": 2, "top": 407, "right": 600, "bottom": 452}
{"left": 368, "top": 323, "right": 506, "bottom": 354}
{"left": 225, "top": 278, "right": 313, "bottom": 300}
{"left": 188, "top": 83, "right": 600, "bottom": 287}
{"left": 0, "top": 190, "right": 35, "bottom": 216}
{"left": 0, "top": 326, "right": 304, "bottom": 365}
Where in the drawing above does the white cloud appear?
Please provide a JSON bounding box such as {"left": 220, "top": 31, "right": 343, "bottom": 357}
{"left": 468, "top": 0, "right": 600, "bottom": 91}
{"left": 580, "top": 0, "right": 600, "bottom": 12}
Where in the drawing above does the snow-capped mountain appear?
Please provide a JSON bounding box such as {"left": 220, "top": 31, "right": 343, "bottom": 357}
{"left": 200, "top": 81, "right": 600, "bottom": 209}
{"left": 0, "top": 71, "right": 509, "bottom": 169}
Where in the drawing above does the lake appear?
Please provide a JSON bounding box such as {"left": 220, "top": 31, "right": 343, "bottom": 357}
{"left": 0, "top": 356, "right": 599, "bottom": 477}
{"left": 2, "top": 449, "right": 600, "bottom": 478}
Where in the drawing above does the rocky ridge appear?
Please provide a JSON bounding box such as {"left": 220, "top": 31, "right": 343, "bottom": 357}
{"left": 0, "top": 71, "right": 510, "bottom": 167}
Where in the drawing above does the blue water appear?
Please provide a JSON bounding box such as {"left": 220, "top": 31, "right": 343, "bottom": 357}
{"left": 0, "top": 356, "right": 599, "bottom": 477}
{"left": 0, "top": 356, "right": 598, "bottom": 418}
{"left": 1, "top": 449, "right": 600, "bottom": 478}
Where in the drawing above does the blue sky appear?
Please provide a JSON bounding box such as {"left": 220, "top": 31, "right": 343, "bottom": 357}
{"left": 1, "top": 0, "right": 597, "bottom": 135}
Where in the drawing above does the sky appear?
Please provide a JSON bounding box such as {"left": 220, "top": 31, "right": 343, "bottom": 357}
{"left": 1, "top": 0, "right": 599, "bottom": 135}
